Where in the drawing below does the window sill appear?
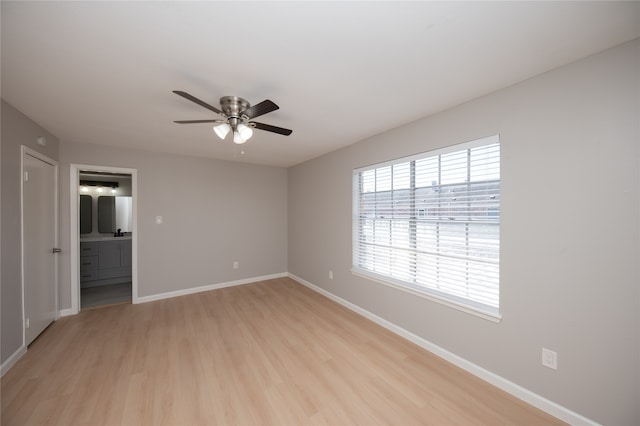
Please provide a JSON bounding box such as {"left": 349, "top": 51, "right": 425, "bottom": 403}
{"left": 351, "top": 269, "right": 502, "bottom": 323}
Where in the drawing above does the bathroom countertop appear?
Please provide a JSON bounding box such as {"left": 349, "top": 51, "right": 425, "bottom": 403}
{"left": 80, "top": 236, "right": 132, "bottom": 242}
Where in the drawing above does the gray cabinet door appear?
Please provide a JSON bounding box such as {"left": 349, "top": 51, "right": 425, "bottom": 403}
{"left": 121, "top": 239, "right": 132, "bottom": 267}
{"left": 80, "top": 241, "right": 99, "bottom": 256}
{"left": 80, "top": 255, "right": 99, "bottom": 272}
{"left": 99, "top": 240, "right": 122, "bottom": 269}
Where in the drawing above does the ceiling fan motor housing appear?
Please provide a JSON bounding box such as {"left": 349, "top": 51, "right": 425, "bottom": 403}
{"left": 220, "top": 96, "right": 251, "bottom": 119}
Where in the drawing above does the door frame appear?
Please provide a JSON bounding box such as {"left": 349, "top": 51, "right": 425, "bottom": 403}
{"left": 21, "top": 146, "right": 59, "bottom": 346}
{"left": 69, "top": 164, "right": 138, "bottom": 314}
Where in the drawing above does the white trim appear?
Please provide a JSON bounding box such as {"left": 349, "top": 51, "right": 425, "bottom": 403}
{"left": 131, "top": 171, "right": 138, "bottom": 304}
{"left": 1, "top": 345, "right": 27, "bottom": 377}
{"left": 69, "top": 164, "right": 138, "bottom": 314}
{"left": 21, "top": 146, "right": 60, "bottom": 348}
{"left": 20, "top": 150, "right": 26, "bottom": 348}
{"left": 135, "top": 273, "right": 288, "bottom": 304}
{"left": 287, "top": 273, "right": 598, "bottom": 426}
{"left": 58, "top": 308, "right": 75, "bottom": 317}
{"left": 354, "top": 134, "right": 500, "bottom": 172}
{"left": 69, "top": 167, "right": 79, "bottom": 314}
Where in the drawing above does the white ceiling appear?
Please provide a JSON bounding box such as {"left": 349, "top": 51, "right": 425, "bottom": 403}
{"left": 2, "top": 1, "right": 639, "bottom": 167}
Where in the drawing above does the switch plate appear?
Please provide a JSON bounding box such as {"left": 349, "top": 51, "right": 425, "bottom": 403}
{"left": 233, "top": 261, "right": 239, "bottom": 269}
{"left": 542, "top": 348, "right": 558, "bottom": 370}
{"left": 329, "top": 270, "right": 334, "bottom": 280}
{"left": 155, "top": 216, "right": 163, "bottom": 224}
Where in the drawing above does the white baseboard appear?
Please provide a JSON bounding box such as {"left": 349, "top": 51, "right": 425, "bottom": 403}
{"left": 287, "top": 273, "right": 597, "bottom": 426}
{"left": 1, "top": 345, "right": 27, "bottom": 377}
{"left": 135, "top": 273, "right": 288, "bottom": 304}
{"left": 59, "top": 308, "right": 76, "bottom": 317}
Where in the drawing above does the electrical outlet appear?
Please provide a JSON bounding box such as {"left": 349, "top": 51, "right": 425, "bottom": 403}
{"left": 329, "top": 270, "right": 334, "bottom": 280}
{"left": 542, "top": 348, "right": 558, "bottom": 370}
{"left": 233, "top": 261, "right": 239, "bottom": 269}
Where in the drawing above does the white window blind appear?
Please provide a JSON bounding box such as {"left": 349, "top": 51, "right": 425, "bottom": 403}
{"left": 352, "top": 135, "right": 500, "bottom": 317}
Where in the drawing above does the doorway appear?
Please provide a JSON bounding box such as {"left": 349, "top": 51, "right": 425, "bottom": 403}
{"left": 69, "top": 165, "right": 138, "bottom": 314}
{"left": 79, "top": 171, "right": 132, "bottom": 308}
{"left": 21, "top": 146, "right": 58, "bottom": 345}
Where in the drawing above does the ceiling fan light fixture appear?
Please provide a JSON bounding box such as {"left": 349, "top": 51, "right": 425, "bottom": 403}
{"left": 233, "top": 130, "right": 248, "bottom": 145}
{"left": 237, "top": 122, "right": 253, "bottom": 140}
{"left": 213, "top": 122, "right": 231, "bottom": 139}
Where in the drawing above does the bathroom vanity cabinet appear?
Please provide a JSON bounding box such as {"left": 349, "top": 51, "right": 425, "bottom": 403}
{"left": 80, "top": 238, "right": 132, "bottom": 288}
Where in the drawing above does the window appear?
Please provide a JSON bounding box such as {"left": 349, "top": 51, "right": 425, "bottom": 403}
{"left": 352, "top": 135, "right": 500, "bottom": 319}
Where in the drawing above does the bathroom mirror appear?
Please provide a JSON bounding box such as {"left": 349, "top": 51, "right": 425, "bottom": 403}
{"left": 98, "top": 196, "right": 132, "bottom": 233}
{"left": 97, "top": 196, "right": 115, "bottom": 233}
{"left": 115, "top": 196, "right": 132, "bottom": 232}
{"left": 79, "top": 195, "right": 92, "bottom": 234}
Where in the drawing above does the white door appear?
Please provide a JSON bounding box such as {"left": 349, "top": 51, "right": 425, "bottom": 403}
{"left": 23, "top": 150, "right": 58, "bottom": 346}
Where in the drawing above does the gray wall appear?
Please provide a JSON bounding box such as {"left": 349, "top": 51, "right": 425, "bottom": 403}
{"left": 1, "top": 100, "right": 60, "bottom": 363}
{"left": 58, "top": 141, "right": 288, "bottom": 305}
{"left": 288, "top": 40, "right": 640, "bottom": 425}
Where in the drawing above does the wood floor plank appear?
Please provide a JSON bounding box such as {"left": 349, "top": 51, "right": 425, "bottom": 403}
{"left": 1, "top": 277, "right": 565, "bottom": 425}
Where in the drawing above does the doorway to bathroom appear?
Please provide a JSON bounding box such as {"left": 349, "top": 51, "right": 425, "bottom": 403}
{"left": 70, "top": 164, "right": 138, "bottom": 313}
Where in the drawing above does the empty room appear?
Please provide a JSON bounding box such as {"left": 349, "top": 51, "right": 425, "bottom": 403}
{"left": 1, "top": 2, "right": 639, "bottom": 425}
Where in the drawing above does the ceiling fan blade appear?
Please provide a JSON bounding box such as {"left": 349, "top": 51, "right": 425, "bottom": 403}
{"left": 174, "top": 119, "right": 224, "bottom": 124}
{"left": 242, "top": 100, "right": 279, "bottom": 119}
{"left": 173, "top": 90, "right": 222, "bottom": 115}
{"left": 250, "top": 121, "right": 293, "bottom": 136}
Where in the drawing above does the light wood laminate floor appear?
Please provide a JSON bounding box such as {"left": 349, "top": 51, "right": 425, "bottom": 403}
{"left": 1, "top": 277, "right": 564, "bottom": 425}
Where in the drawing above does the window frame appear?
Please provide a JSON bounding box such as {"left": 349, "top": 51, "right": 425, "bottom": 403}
{"left": 352, "top": 135, "right": 502, "bottom": 322}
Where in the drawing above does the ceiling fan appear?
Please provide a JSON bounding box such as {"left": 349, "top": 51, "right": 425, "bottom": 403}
{"left": 173, "top": 91, "right": 293, "bottom": 144}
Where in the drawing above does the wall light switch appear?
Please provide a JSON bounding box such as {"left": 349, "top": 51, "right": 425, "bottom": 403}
{"left": 155, "top": 216, "right": 163, "bottom": 225}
